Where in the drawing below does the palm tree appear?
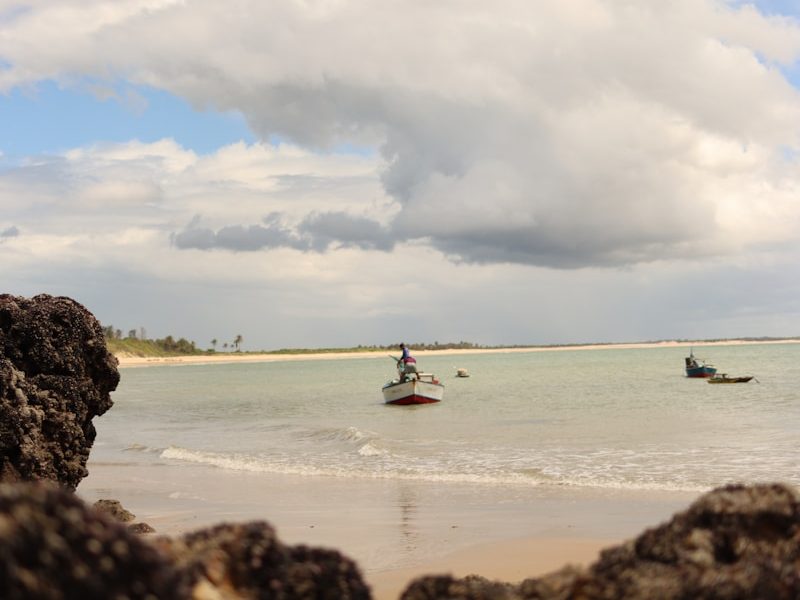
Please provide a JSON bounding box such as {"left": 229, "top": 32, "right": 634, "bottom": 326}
{"left": 223, "top": 342, "right": 229, "bottom": 351}
{"left": 233, "top": 334, "right": 243, "bottom": 352}
{"left": 211, "top": 338, "right": 218, "bottom": 352}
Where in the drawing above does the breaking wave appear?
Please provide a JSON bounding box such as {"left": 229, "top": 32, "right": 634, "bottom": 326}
{"left": 157, "top": 445, "right": 715, "bottom": 491}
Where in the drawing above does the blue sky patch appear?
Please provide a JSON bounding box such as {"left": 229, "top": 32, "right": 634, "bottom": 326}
{"left": 0, "top": 80, "right": 256, "bottom": 157}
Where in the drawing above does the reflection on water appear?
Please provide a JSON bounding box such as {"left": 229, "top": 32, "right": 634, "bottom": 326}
{"left": 398, "top": 484, "right": 419, "bottom": 558}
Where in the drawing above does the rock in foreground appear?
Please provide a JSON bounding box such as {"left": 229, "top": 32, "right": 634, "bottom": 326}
{"left": 0, "top": 294, "right": 119, "bottom": 490}
{"left": 158, "top": 521, "right": 371, "bottom": 599}
{"left": 0, "top": 482, "right": 184, "bottom": 600}
{"left": 403, "top": 483, "right": 800, "bottom": 599}
{"left": 0, "top": 483, "right": 371, "bottom": 599}
{"left": 2, "top": 481, "right": 800, "bottom": 599}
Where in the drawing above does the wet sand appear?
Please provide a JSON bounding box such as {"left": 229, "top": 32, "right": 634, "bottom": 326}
{"left": 368, "top": 537, "right": 613, "bottom": 599}
{"left": 78, "top": 460, "right": 696, "bottom": 599}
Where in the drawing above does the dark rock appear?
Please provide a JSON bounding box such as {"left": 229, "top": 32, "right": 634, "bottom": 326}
{"left": 93, "top": 498, "right": 135, "bottom": 522}
{"left": 515, "top": 565, "right": 585, "bottom": 599}
{"left": 404, "top": 483, "right": 800, "bottom": 600}
{"left": 157, "top": 521, "right": 372, "bottom": 599}
{"left": 564, "top": 482, "right": 800, "bottom": 600}
{"left": 0, "top": 482, "right": 185, "bottom": 600}
{"left": 287, "top": 544, "right": 373, "bottom": 599}
{"left": 1, "top": 483, "right": 371, "bottom": 599}
{"left": 93, "top": 498, "right": 156, "bottom": 534}
{"left": 128, "top": 522, "right": 156, "bottom": 534}
{"left": 400, "top": 574, "right": 518, "bottom": 599}
{"left": 0, "top": 294, "right": 119, "bottom": 490}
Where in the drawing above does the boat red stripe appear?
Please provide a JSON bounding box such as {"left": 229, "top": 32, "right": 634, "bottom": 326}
{"left": 386, "top": 395, "right": 440, "bottom": 405}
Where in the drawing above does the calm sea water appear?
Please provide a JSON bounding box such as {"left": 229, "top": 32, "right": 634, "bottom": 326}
{"left": 91, "top": 343, "right": 800, "bottom": 494}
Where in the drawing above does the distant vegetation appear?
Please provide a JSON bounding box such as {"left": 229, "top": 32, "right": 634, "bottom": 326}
{"left": 101, "top": 325, "right": 800, "bottom": 358}
{"left": 105, "top": 337, "right": 202, "bottom": 357}
{"left": 100, "top": 326, "right": 494, "bottom": 357}
{"left": 266, "top": 341, "right": 487, "bottom": 355}
{"left": 102, "top": 325, "right": 205, "bottom": 357}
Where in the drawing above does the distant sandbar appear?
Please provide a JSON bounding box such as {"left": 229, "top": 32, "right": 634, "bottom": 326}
{"left": 114, "top": 338, "right": 800, "bottom": 368}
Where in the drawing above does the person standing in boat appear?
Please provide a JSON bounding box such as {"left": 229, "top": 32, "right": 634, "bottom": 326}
{"left": 399, "top": 343, "right": 418, "bottom": 381}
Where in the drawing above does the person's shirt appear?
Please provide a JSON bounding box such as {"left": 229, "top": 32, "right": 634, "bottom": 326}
{"left": 401, "top": 346, "right": 410, "bottom": 360}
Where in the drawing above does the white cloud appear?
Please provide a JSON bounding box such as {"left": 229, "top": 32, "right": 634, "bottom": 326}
{"left": 2, "top": 0, "right": 800, "bottom": 346}
{"left": 5, "top": 0, "right": 794, "bottom": 268}
{"left": 0, "top": 137, "right": 391, "bottom": 272}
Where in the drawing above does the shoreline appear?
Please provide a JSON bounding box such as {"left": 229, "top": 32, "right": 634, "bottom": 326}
{"left": 79, "top": 461, "right": 696, "bottom": 598}
{"left": 114, "top": 338, "right": 800, "bottom": 368}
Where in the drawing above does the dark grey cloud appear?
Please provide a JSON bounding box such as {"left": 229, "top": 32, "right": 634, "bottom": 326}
{"left": 170, "top": 225, "right": 217, "bottom": 250}
{"left": 172, "top": 211, "right": 394, "bottom": 253}
{"left": 172, "top": 214, "right": 309, "bottom": 252}
{"left": 298, "top": 211, "right": 394, "bottom": 252}
{"left": 430, "top": 230, "right": 709, "bottom": 269}
{"left": 212, "top": 223, "right": 305, "bottom": 251}
{"left": 1, "top": 226, "right": 19, "bottom": 237}
{"left": 1, "top": 226, "right": 19, "bottom": 241}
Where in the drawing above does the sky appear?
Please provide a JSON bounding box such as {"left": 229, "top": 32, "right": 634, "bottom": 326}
{"left": 1, "top": 0, "right": 800, "bottom": 351}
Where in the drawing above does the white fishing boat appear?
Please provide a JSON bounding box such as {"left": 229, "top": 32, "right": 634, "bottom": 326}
{"left": 382, "top": 374, "right": 444, "bottom": 405}
{"left": 383, "top": 355, "right": 444, "bottom": 405}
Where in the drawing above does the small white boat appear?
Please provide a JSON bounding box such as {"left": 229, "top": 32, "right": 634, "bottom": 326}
{"left": 456, "top": 368, "right": 470, "bottom": 378}
{"left": 382, "top": 375, "right": 444, "bottom": 405}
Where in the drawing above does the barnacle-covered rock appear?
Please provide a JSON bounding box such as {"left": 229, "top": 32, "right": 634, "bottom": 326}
{"left": 0, "top": 482, "right": 183, "bottom": 600}
{"left": 402, "top": 483, "right": 800, "bottom": 600}
{"left": 0, "top": 294, "right": 118, "bottom": 490}
{"left": 157, "top": 521, "right": 372, "bottom": 599}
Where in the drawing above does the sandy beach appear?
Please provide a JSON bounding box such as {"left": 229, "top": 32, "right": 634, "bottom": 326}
{"left": 114, "top": 338, "right": 800, "bottom": 368}
{"left": 79, "top": 461, "right": 695, "bottom": 599}
{"left": 367, "top": 536, "right": 613, "bottom": 599}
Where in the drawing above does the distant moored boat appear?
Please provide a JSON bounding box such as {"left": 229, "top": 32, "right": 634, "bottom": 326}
{"left": 708, "top": 374, "right": 754, "bottom": 384}
{"left": 685, "top": 349, "right": 717, "bottom": 378}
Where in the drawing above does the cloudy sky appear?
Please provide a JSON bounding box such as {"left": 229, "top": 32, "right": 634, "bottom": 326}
{"left": 2, "top": 0, "right": 800, "bottom": 350}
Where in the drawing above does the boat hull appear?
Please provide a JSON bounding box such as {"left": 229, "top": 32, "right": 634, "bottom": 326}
{"left": 708, "top": 375, "right": 753, "bottom": 384}
{"left": 382, "top": 379, "right": 444, "bottom": 405}
{"left": 685, "top": 351, "right": 716, "bottom": 378}
{"left": 686, "top": 366, "right": 717, "bottom": 378}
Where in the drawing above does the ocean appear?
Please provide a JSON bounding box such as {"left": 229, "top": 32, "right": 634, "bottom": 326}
{"left": 79, "top": 342, "right": 800, "bottom": 573}
{"left": 89, "top": 342, "right": 800, "bottom": 493}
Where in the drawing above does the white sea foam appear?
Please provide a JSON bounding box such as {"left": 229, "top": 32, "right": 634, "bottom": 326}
{"left": 157, "top": 441, "right": 792, "bottom": 493}
{"left": 124, "top": 443, "right": 161, "bottom": 453}
{"left": 167, "top": 491, "right": 205, "bottom": 500}
{"left": 357, "top": 442, "right": 388, "bottom": 457}
{"left": 161, "top": 447, "right": 272, "bottom": 473}
{"left": 156, "top": 441, "right": 799, "bottom": 493}
{"left": 298, "top": 425, "right": 378, "bottom": 446}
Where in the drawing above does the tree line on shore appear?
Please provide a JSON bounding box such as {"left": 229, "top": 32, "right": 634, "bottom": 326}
{"left": 101, "top": 326, "right": 800, "bottom": 358}
{"left": 101, "top": 325, "right": 243, "bottom": 356}
{"left": 100, "top": 325, "right": 491, "bottom": 357}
